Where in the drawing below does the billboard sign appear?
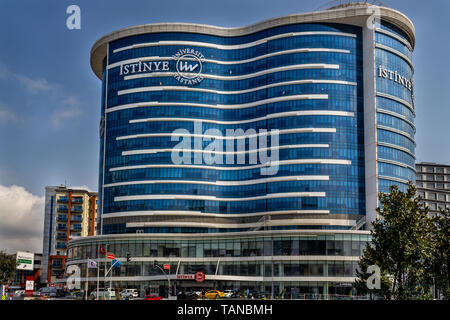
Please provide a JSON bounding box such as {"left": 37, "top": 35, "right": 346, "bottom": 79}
{"left": 16, "top": 252, "right": 34, "bottom": 270}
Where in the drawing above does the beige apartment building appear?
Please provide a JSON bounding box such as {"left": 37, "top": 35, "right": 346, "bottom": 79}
{"left": 41, "top": 185, "right": 98, "bottom": 284}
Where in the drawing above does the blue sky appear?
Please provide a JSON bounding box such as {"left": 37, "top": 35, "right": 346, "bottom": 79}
{"left": 0, "top": 0, "right": 449, "bottom": 198}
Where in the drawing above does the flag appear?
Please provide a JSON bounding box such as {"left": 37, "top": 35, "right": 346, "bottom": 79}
{"left": 99, "top": 245, "right": 107, "bottom": 255}
{"left": 163, "top": 264, "right": 170, "bottom": 270}
{"left": 112, "top": 259, "right": 122, "bottom": 268}
{"left": 87, "top": 259, "right": 97, "bottom": 269}
{"left": 106, "top": 253, "right": 115, "bottom": 260}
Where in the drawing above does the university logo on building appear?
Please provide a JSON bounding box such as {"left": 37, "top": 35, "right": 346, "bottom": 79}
{"left": 118, "top": 48, "right": 205, "bottom": 86}
{"left": 173, "top": 48, "right": 204, "bottom": 85}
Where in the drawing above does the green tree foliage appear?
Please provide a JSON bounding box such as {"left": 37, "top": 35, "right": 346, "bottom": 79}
{"left": 427, "top": 209, "right": 450, "bottom": 299}
{"left": 0, "top": 251, "right": 16, "bottom": 285}
{"left": 354, "top": 182, "right": 435, "bottom": 299}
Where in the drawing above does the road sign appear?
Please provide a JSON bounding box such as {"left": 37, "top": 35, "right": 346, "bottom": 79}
{"left": 194, "top": 272, "right": 205, "bottom": 283}
{"left": 16, "top": 252, "right": 34, "bottom": 271}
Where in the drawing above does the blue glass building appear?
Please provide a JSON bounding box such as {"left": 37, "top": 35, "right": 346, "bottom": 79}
{"left": 68, "top": 3, "right": 415, "bottom": 298}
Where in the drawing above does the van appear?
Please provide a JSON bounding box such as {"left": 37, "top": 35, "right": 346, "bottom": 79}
{"left": 90, "top": 288, "right": 116, "bottom": 299}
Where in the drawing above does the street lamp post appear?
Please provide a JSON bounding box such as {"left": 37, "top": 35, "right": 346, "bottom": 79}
{"left": 153, "top": 261, "right": 171, "bottom": 298}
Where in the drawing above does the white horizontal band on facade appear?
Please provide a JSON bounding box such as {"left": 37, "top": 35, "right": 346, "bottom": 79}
{"left": 124, "top": 63, "right": 340, "bottom": 81}
{"left": 375, "top": 28, "right": 413, "bottom": 52}
{"left": 107, "top": 94, "right": 329, "bottom": 113}
{"left": 122, "top": 144, "right": 329, "bottom": 156}
{"left": 377, "top": 142, "right": 416, "bottom": 159}
{"left": 377, "top": 125, "right": 415, "bottom": 143}
{"left": 130, "top": 110, "right": 354, "bottom": 125}
{"left": 102, "top": 209, "right": 331, "bottom": 219}
{"left": 69, "top": 255, "right": 359, "bottom": 265}
{"left": 378, "top": 175, "right": 410, "bottom": 185}
{"left": 118, "top": 79, "right": 357, "bottom": 96}
{"left": 376, "top": 108, "right": 415, "bottom": 130}
{"left": 108, "top": 48, "right": 351, "bottom": 70}
{"left": 375, "top": 43, "right": 414, "bottom": 69}
{"left": 104, "top": 175, "right": 330, "bottom": 188}
{"left": 113, "top": 31, "right": 357, "bottom": 53}
{"left": 117, "top": 128, "right": 337, "bottom": 141}
{"left": 114, "top": 192, "right": 326, "bottom": 202}
{"left": 109, "top": 159, "right": 352, "bottom": 172}
{"left": 125, "top": 218, "right": 356, "bottom": 229}
{"left": 72, "top": 275, "right": 357, "bottom": 283}
{"left": 376, "top": 92, "right": 414, "bottom": 114}
{"left": 377, "top": 158, "right": 416, "bottom": 172}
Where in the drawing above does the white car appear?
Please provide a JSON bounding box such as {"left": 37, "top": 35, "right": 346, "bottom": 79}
{"left": 223, "top": 290, "right": 233, "bottom": 298}
{"left": 90, "top": 288, "right": 116, "bottom": 299}
{"left": 120, "top": 289, "right": 138, "bottom": 299}
{"left": 14, "top": 290, "right": 25, "bottom": 297}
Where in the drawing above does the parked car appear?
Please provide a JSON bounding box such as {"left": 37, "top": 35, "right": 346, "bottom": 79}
{"left": 120, "top": 289, "right": 138, "bottom": 299}
{"left": 90, "top": 288, "right": 116, "bottom": 299}
{"left": 204, "top": 290, "right": 225, "bottom": 299}
{"left": 14, "top": 290, "right": 25, "bottom": 297}
{"left": 223, "top": 290, "right": 233, "bottom": 298}
{"left": 143, "top": 294, "right": 162, "bottom": 300}
{"left": 37, "top": 287, "right": 64, "bottom": 298}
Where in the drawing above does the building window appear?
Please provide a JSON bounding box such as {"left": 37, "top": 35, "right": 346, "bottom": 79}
{"left": 427, "top": 193, "right": 437, "bottom": 200}
{"left": 436, "top": 168, "right": 444, "bottom": 174}
{"left": 438, "top": 194, "right": 446, "bottom": 201}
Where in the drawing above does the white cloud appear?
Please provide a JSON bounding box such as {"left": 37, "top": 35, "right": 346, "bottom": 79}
{"left": 0, "top": 65, "right": 84, "bottom": 130}
{"left": 50, "top": 104, "right": 83, "bottom": 129}
{"left": 0, "top": 103, "right": 17, "bottom": 125}
{"left": 0, "top": 185, "right": 45, "bottom": 254}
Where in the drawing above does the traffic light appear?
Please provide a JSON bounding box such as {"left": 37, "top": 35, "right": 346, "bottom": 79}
{"left": 126, "top": 252, "right": 131, "bottom": 262}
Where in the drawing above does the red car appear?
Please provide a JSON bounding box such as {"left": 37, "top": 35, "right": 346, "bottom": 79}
{"left": 144, "top": 294, "right": 162, "bottom": 300}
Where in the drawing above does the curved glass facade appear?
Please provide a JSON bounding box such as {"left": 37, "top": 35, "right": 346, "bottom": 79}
{"left": 375, "top": 20, "right": 416, "bottom": 193}
{"left": 100, "top": 23, "right": 367, "bottom": 234}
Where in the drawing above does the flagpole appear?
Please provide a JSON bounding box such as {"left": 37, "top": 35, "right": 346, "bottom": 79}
{"left": 109, "top": 259, "right": 112, "bottom": 300}
{"left": 104, "top": 245, "right": 108, "bottom": 300}
{"left": 96, "top": 245, "right": 100, "bottom": 300}
{"left": 85, "top": 260, "right": 88, "bottom": 301}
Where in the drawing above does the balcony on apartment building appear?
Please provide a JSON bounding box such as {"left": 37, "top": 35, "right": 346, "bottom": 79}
{"left": 71, "top": 197, "right": 83, "bottom": 204}
{"left": 56, "top": 214, "right": 68, "bottom": 222}
{"left": 57, "top": 196, "right": 68, "bottom": 203}
{"left": 71, "top": 205, "right": 83, "bottom": 213}
{"left": 56, "top": 224, "right": 67, "bottom": 231}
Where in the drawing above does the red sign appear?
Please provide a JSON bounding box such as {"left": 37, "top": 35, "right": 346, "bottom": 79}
{"left": 163, "top": 264, "right": 170, "bottom": 270}
{"left": 194, "top": 272, "right": 205, "bottom": 283}
{"left": 106, "top": 253, "right": 115, "bottom": 260}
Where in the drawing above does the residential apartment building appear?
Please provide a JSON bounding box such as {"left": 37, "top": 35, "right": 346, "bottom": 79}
{"left": 416, "top": 163, "right": 450, "bottom": 216}
{"left": 41, "top": 185, "right": 98, "bottom": 284}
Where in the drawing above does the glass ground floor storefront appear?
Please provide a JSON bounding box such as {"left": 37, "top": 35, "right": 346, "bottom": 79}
{"left": 66, "top": 230, "right": 371, "bottom": 299}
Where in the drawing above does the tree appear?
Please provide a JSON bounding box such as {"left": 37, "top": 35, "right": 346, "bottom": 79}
{"left": 426, "top": 209, "right": 450, "bottom": 299}
{"left": 0, "top": 251, "right": 16, "bottom": 285}
{"left": 354, "top": 182, "right": 434, "bottom": 299}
